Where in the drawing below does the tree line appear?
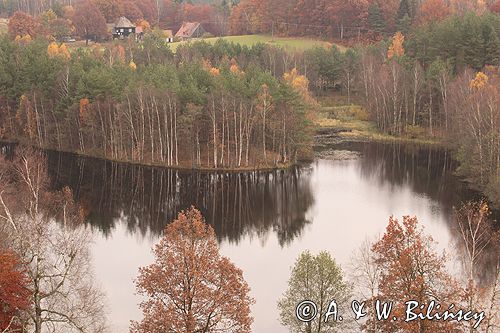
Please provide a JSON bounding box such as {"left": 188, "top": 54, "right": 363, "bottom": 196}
{"left": 0, "top": 35, "right": 315, "bottom": 169}
{"left": 4, "top": 1, "right": 500, "bottom": 44}
{"left": 354, "top": 11, "right": 500, "bottom": 205}
{"left": 297, "top": 10, "right": 500, "bottom": 205}
{"left": 229, "top": 0, "right": 500, "bottom": 40}
{"left": 1, "top": 0, "right": 236, "bottom": 36}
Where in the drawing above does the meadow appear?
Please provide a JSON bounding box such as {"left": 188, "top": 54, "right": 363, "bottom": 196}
{"left": 168, "top": 34, "right": 343, "bottom": 52}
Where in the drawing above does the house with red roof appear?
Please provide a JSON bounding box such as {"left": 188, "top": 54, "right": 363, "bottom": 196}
{"left": 175, "top": 22, "right": 205, "bottom": 41}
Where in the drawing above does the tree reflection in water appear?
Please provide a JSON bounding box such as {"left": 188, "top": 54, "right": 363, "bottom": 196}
{"left": 47, "top": 152, "right": 314, "bottom": 246}
{"left": 2, "top": 140, "right": 497, "bottom": 284}
{"left": 331, "top": 142, "right": 498, "bottom": 285}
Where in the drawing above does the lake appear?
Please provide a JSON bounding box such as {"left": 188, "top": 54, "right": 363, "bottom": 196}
{"left": 43, "top": 141, "right": 489, "bottom": 333}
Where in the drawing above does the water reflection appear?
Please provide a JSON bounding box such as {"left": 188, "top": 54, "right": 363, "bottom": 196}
{"left": 45, "top": 142, "right": 489, "bottom": 244}
{"left": 47, "top": 153, "right": 314, "bottom": 246}
{"left": 352, "top": 142, "right": 474, "bottom": 209}
{"left": 2, "top": 140, "right": 498, "bottom": 333}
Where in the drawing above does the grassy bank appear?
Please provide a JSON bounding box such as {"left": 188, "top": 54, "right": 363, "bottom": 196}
{"left": 315, "top": 95, "right": 443, "bottom": 147}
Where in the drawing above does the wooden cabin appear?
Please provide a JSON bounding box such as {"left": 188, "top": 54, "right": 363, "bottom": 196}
{"left": 113, "top": 17, "right": 136, "bottom": 39}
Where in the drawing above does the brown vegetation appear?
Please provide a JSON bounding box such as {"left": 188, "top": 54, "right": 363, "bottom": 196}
{"left": 131, "top": 207, "right": 254, "bottom": 333}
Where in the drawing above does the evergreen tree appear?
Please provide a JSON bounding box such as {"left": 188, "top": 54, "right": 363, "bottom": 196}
{"left": 397, "top": 0, "right": 412, "bottom": 19}
{"left": 482, "top": 22, "right": 500, "bottom": 66}
{"left": 397, "top": 0, "right": 413, "bottom": 34}
{"left": 368, "top": 3, "right": 386, "bottom": 36}
{"left": 397, "top": 13, "right": 412, "bottom": 35}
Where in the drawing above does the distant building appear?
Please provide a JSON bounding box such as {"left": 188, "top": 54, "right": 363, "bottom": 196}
{"left": 175, "top": 22, "right": 205, "bottom": 41}
{"left": 113, "top": 17, "right": 136, "bottom": 39}
{"left": 163, "top": 30, "right": 174, "bottom": 43}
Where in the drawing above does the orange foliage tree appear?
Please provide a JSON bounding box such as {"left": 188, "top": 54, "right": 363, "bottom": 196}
{"left": 131, "top": 207, "right": 254, "bottom": 333}
{"left": 283, "top": 68, "right": 317, "bottom": 106}
{"left": 8, "top": 11, "right": 37, "bottom": 39}
{"left": 47, "top": 42, "right": 59, "bottom": 58}
{"left": 367, "top": 216, "right": 461, "bottom": 333}
{"left": 135, "top": 19, "right": 151, "bottom": 32}
{"left": 47, "top": 42, "right": 71, "bottom": 60}
{"left": 0, "top": 250, "right": 30, "bottom": 332}
{"left": 387, "top": 31, "right": 405, "bottom": 59}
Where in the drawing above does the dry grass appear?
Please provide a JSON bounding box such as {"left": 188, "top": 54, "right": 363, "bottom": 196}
{"left": 315, "top": 100, "right": 441, "bottom": 146}
{"left": 0, "top": 18, "right": 9, "bottom": 35}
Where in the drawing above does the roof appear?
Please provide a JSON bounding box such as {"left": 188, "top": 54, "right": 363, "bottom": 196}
{"left": 175, "top": 22, "right": 201, "bottom": 38}
{"left": 163, "top": 30, "right": 173, "bottom": 38}
{"left": 114, "top": 17, "right": 135, "bottom": 28}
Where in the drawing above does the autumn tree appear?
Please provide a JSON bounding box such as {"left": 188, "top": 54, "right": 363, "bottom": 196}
{"left": 131, "top": 207, "right": 254, "bottom": 333}
{"left": 122, "top": 0, "right": 144, "bottom": 22}
{"left": 72, "top": 1, "right": 108, "bottom": 45}
{"left": 417, "top": 0, "right": 451, "bottom": 25}
{"left": 8, "top": 11, "right": 37, "bottom": 39}
{"left": 387, "top": 31, "right": 405, "bottom": 59}
{"left": 46, "top": 18, "right": 73, "bottom": 41}
{"left": 283, "top": 68, "right": 317, "bottom": 106}
{"left": 135, "top": 19, "right": 151, "bottom": 32}
{"left": 94, "top": 0, "right": 124, "bottom": 23}
{"left": 38, "top": 8, "right": 57, "bottom": 36}
{"left": 0, "top": 147, "right": 107, "bottom": 333}
{"left": 368, "top": 216, "right": 460, "bottom": 333}
{"left": 278, "top": 250, "right": 352, "bottom": 333}
{"left": 447, "top": 68, "right": 500, "bottom": 196}
{"left": 134, "top": 0, "right": 157, "bottom": 25}
{"left": 0, "top": 250, "right": 30, "bottom": 332}
{"left": 491, "top": 1, "right": 500, "bottom": 15}
{"left": 327, "top": 0, "right": 367, "bottom": 39}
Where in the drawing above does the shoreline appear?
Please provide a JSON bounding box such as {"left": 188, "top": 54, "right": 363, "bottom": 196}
{"left": 1, "top": 128, "right": 446, "bottom": 173}
{"left": 1, "top": 138, "right": 298, "bottom": 173}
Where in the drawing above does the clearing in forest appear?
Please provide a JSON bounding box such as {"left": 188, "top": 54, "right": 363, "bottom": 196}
{"left": 169, "top": 34, "right": 344, "bottom": 52}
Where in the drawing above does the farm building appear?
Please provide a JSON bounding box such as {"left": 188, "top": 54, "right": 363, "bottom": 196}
{"left": 175, "top": 22, "right": 205, "bottom": 40}
{"left": 113, "top": 17, "right": 136, "bottom": 39}
{"left": 163, "top": 30, "right": 174, "bottom": 43}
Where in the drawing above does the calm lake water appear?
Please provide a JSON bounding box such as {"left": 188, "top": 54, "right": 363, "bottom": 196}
{"left": 40, "top": 142, "right": 491, "bottom": 333}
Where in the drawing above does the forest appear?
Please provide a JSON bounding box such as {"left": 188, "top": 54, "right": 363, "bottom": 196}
{"left": 0, "top": 0, "right": 499, "bottom": 202}
{"left": 0, "top": 36, "right": 316, "bottom": 169}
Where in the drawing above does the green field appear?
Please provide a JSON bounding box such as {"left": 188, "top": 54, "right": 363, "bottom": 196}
{"left": 169, "top": 34, "right": 344, "bottom": 52}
